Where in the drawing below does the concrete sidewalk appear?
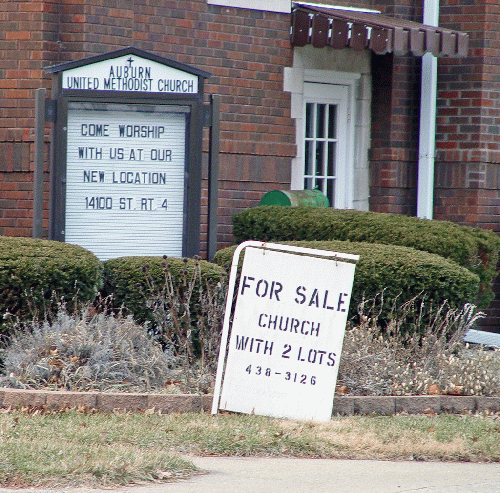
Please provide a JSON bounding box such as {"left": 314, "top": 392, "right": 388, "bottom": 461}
{"left": 1, "top": 456, "right": 500, "bottom": 493}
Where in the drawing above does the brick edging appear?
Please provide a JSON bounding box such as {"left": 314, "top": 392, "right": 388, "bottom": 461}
{"left": 1, "top": 388, "right": 499, "bottom": 415}
{"left": 0, "top": 388, "right": 212, "bottom": 413}
{"left": 332, "top": 395, "right": 500, "bottom": 415}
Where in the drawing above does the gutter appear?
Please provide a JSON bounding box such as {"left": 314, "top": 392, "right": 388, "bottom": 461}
{"left": 417, "top": 0, "right": 439, "bottom": 219}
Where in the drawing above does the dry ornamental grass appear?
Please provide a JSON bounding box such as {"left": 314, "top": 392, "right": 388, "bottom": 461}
{"left": 338, "top": 295, "right": 500, "bottom": 397}
{"left": 1, "top": 287, "right": 500, "bottom": 397}
{"left": 1, "top": 305, "right": 175, "bottom": 393}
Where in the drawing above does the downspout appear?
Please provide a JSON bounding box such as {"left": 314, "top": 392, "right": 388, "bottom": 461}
{"left": 417, "top": 0, "right": 439, "bottom": 219}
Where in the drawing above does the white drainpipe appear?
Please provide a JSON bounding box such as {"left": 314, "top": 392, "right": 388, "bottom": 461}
{"left": 417, "top": 0, "right": 439, "bottom": 219}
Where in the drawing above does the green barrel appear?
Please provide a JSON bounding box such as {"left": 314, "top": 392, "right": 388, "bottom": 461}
{"left": 259, "top": 189, "right": 330, "bottom": 207}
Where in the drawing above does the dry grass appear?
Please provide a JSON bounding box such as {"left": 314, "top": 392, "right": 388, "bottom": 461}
{"left": 2, "top": 293, "right": 500, "bottom": 398}
{"left": 167, "top": 412, "right": 500, "bottom": 462}
{"left": 0, "top": 410, "right": 197, "bottom": 488}
{"left": 144, "top": 257, "right": 227, "bottom": 372}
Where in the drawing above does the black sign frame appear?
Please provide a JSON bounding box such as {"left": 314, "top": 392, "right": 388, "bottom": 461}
{"left": 45, "top": 47, "right": 210, "bottom": 259}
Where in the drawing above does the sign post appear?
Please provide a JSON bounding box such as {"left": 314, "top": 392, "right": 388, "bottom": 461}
{"left": 212, "top": 242, "right": 358, "bottom": 422}
{"left": 45, "top": 47, "right": 210, "bottom": 260}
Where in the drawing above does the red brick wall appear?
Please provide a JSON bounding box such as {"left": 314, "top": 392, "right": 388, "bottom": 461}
{"left": 368, "top": 1, "right": 423, "bottom": 216}
{"left": 0, "top": 0, "right": 295, "bottom": 252}
{"left": 435, "top": 0, "right": 500, "bottom": 230}
{"left": 367, "top": 0, "right": 500, "bottom": 330}
{"left": 199, "top": 5, "right": 295, "bottom": 247}
{"left": 369, "top": 52, "right": 420, "bottom": 216}
{"left": 0, "top": 0, "right": 56, "bottom": 237}
{"left": 3, "top": 0, "right": 500, "bottom": 327}
{"left": 433, "top": 1, "right": 500, "bottom": 330}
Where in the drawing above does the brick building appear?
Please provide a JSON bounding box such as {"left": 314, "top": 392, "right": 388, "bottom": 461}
{"left": 1, "top": 0, "right": 500, "bottom": 326}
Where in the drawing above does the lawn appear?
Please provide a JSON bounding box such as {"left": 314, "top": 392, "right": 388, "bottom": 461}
{"left": 1, "top": 409, "right": 500, "bottom": 488}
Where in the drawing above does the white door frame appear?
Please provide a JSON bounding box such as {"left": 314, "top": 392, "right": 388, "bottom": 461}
{"left": 290, "top": 70, "right": 360, "bottom": 209}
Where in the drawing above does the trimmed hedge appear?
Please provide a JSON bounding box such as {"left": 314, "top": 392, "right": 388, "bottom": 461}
{"left": 233, "top": 206, "right": 500, "bottom": 307}
{"left": 213, "top": 240, "right": 481, "bottom": 330}
{"left": 0, "top": 236, "right": 103, "bottom": 326}
{"left": 101, "top": 256, "right": 226, "bottom": 326}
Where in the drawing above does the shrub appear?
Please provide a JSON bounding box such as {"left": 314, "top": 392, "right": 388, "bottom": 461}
{"left": 338, "top": 297, "right": 498, "bottom": 396}
{"left": 101, "top": 256, "right": 226, "bottom": 328}
{"left": 0, "top": 236, "right": 102, "bottom": 330}
{"left": 232, "top": 206, "right": 500, "bottom": 307}
{"left": 144, "top": 258, "right": 227, "bottom": 373}
{"left": 1, "top": 304, "right": 173, "bottom": 393}
{"left": 213, "top": 240, "right": 480, "bottom": 335}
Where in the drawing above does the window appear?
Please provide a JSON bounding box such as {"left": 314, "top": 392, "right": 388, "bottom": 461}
{"left": 304, "top": 100, "right": 340, "bottom": 205}
{"left": 301, "top": 82, "right": 349, "bottom": 208}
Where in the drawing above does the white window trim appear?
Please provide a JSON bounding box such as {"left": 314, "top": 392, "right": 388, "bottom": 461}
{"left": 207, "top": 0, "right": 291, "bottom": 13}
{"left": 304, "top": 69, "right": 360, "bottom": 86}
{"left": 205, "top": 1, "right": 379, "bottom": 14}
{"left": 296, "top": 2, "right": 380, "bottom": 14}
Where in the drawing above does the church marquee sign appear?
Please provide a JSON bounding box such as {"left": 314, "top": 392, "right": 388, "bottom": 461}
{"left": 45, "top": 47, "right": 210, "bottom": 261}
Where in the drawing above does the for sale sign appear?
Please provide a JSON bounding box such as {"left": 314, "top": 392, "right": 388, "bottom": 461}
{"left": 213, "top": 242, "right": 358, "bottom": 422}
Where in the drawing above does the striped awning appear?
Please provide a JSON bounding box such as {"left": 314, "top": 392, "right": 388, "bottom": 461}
{"left": 291, "top": 4, "right": 469, "bottom": 57}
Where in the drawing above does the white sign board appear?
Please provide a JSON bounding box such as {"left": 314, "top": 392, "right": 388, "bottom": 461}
{"left": 214, "top": 243, "right": 358, "bottom": 422}
{"left": 61, "top": 54, "right": 198, "bottom": 93}
{"left": 65, "top": 101, "right": 187, "bottom": 260}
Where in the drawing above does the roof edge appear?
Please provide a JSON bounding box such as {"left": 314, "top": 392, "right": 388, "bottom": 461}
{"left": 44, "top": 46, "right": 211, "bottom": 79}
{"left": 291, "top": 4, "right": 469, "bottom": 57}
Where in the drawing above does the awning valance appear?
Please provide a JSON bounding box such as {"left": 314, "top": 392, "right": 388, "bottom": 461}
{"left": 291, "top": 4, "right": 469, "bottom": 57}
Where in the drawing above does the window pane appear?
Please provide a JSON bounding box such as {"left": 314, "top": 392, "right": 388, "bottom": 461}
{"left": 328, "top": 105, "right": 337, "bottom": 139}
{"left": 326, "top": 179, "right": 335, "bottom": 206}
{"left": 327, "top": 142, "right": 336, "bottom": 177}
{"left": 316, "top": 104, "right": 325, "bottom": 138}
{"left": 315, "top": 141, "right": 324, "bottom": 176}
{"left": 302, "top": 93, "right": 344, "bottom": 209}
{"left": 305, "top": 141, "right": 313, "bottom": 176}
{"left": 305, "top": 103, "right": 314, "bottom": 138}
